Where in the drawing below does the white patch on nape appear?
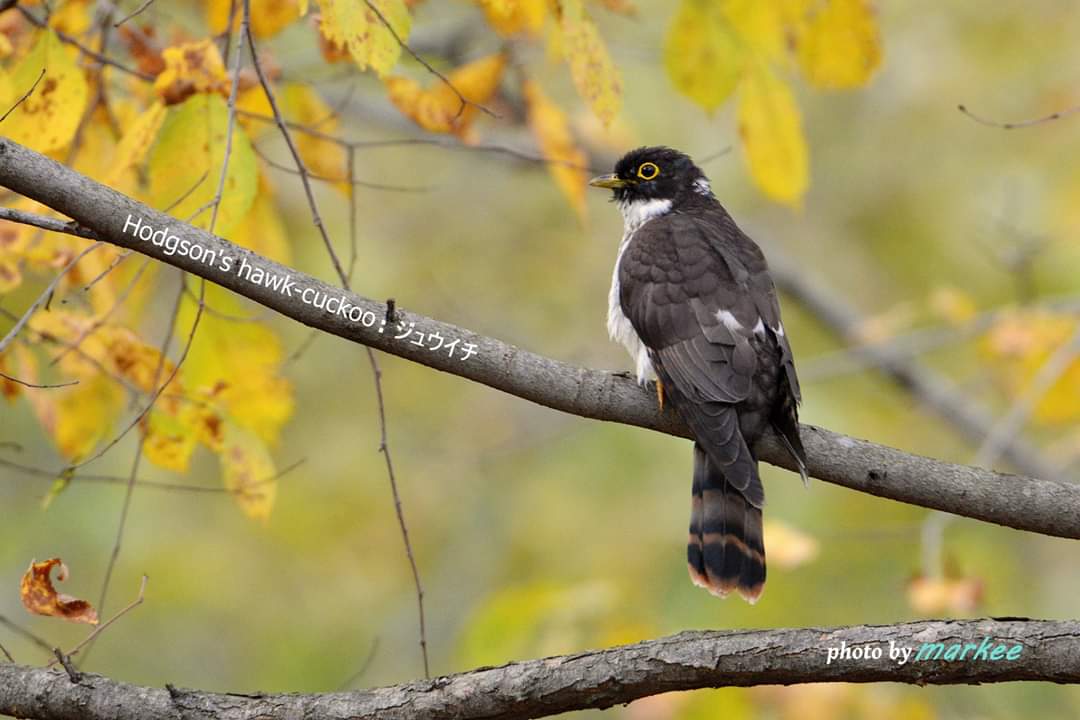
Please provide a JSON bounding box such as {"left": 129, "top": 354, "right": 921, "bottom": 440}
{"left": 716, "top": 309, "right": 743, "bottom": 333}
{"left": 693, "top": 177, "right": 714, "bottom": 197}
{"left": 617, "top": 197, "right": 672, "bottom": 234}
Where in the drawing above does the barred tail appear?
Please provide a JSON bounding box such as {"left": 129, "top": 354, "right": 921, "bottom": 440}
{"left": 687, "top": 443, "right": 766, "bottom": 603}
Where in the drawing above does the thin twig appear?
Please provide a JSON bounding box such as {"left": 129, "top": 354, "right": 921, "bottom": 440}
{"left": 0, "top": 242, "right": 104, "bottom": 355}
{"left": 253, "top": 144, "right": 436, "bottom": 192}
{"left": 0, "top": 640, "right": 12, "bottom": 663}
{"left": 362, "top": 0, "right": 497, "bottom": 121}
{"left": 53, "top": 575, "right": 148, "bottom": 667}
{"left": 113, "top": 0, "right": 158, "bottom": 27}
{"left": 50, "top": 258, "right": 152, "bottom": 368}
{"left": 958, "top": 102, "right": 1080, "bottom": 130}
{"left": 0, "top": 208, "right": 97, "bottom": 239}
{"left": 0, "top": 68, "right": 46, "bottom": 124}
{"left": 17, "top": 6, "right": 155, "bottom": 81}
{"left": 0, "top": 615, "right": 53, "bottom": 656}
{"left": 337, "top": 637, "right": 379, "bottom": 690}
{"left": 246, "top": 0, "right": 429, "bottom": 677}
{"left": 0, "top": 457, "right": 306, "bottom": 493}
{"left": 0, "top": 371, "right": 78, "bottom": 389}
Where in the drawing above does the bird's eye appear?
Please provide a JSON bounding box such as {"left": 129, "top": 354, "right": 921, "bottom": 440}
{"left": 636, "top": 162, "right": 660, "bottom": 180}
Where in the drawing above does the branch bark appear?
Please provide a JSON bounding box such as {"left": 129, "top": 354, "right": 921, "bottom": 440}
{"left": 1, "top": 135, "right": 1079, "bottom": 542}
{"left": 1, "top": 619, "right": 1079, "bottom": 720}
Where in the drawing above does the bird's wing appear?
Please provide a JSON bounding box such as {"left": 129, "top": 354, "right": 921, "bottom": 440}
{"left": 618, "top": 213, "right": 767, "bottom": 507}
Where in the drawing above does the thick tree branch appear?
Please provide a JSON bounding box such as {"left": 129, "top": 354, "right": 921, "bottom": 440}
{"left": 767, "top": 254, "right": 1061, "bottom": 480}
{"left": 1, "top": 619, "right": 1079, "bottom": 720}
{"left": 1, "top": 136, "right": 1079, "bottom": 540}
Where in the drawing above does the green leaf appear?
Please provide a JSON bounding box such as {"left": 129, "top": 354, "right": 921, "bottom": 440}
{"left": 147, "top": 93, "right": 257, "bottom": 235}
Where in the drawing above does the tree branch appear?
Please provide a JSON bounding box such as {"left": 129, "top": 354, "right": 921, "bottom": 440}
{"left": 1, "top": 619, "right": 1079, "bottom": 720}
{"left": 1, "top": 136, "right": 1079, "bottom": 540}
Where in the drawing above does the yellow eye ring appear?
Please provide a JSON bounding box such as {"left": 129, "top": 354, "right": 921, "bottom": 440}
{"left": 636, "top": 162, "right": 660, "bottom": 180}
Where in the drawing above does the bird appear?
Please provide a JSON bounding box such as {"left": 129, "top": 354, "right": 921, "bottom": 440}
{"left": 590, "top": 146, "right": 807, "bottom": 603}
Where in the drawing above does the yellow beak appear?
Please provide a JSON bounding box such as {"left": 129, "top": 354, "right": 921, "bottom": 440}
{"left": 589, "top": 173, "right": 628, "bottom": 189}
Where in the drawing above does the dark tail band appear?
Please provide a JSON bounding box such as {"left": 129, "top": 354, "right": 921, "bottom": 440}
{"left": 688, "top": 443, "right": 766, "bottom": 602}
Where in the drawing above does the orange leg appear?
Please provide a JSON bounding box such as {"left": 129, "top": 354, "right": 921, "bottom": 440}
{"left": 656, "top": 378, "right": 664, "bottom": 411}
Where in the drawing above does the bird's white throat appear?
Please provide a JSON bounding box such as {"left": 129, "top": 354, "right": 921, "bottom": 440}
{"left": 617, "top": 197, "right": 673, "bottom": 234}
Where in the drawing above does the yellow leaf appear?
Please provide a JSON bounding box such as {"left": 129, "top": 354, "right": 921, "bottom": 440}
{"left": 105, "top": 101, "right": 167, "bottom": 192}
{"left": 385, "top": 53, "right": 506, "bottom": 138}
{"left": 20, "top": 558, "right": 99, "bottom": 625}
{"left": 929, "top": 286, "right": 977, "bottom": 326}
{"left": 3, "top": 29, "right": 89, "bottom": 154}
{"left": 299, "top": 0, "right": 309, "bottom": 15}
{"left": 207, "top": 0, "right": 301, "bottom": 38}
{"left": 556, "top": 0, "right": 621, "bottom": 126}
{"left": 230, "top": 190, "right": 293, "bottom": 265}
{"left": 796, "top": 0, "right": 881, "bottom": 89}
{"left": 477, "top": 0, "right": 546, "bottom": 37}
{"left": 48, "top": 0, "right": 94, "bottom": 35}
{"left": 280, "top": 83, "right": 348, "bottom": 184}
{"left": 664, "top": 0, "right": 742, "bottom": 112}
{"left": 737, "top": 63, "right": 808, "bottom": 206}
{"left": 320, "top": 0, "right": 411, "bottom": 78}
{"left": 152, "top": 38, "right": 230, "bottom": 105}
{"left": 982, "top": 311, "right": 1080, "bottom": 424}
{"left": 49, "top": 374, "right": 125, "bottom": 460}
{"left": 236, "top": 85, "right": 274, "bottom": 139}
{"left": 907, "top": 574, "right": 983, "bottom": 615}
{"left": 177, "top": 285, "right": 293, "bottom": 444}
{"left": 221, "top": 425, "right": 277, "bottom": 521}
{"left": 763, "top": 520, "right": 819, "bottom": 569}
{"left": 143, "top": 406, "right": 199, "bottom": 472}
{"left": 724, "top": 0, "right": 787, "bottom": 64}
{"left": 147, "top": 93, "right": 258, "bottom": 235}
{"left": 523, "top": 80, "right": 588, "bottom": 218}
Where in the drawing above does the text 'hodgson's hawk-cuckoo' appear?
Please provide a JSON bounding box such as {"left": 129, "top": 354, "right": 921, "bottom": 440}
{"left": 590, "top": 146, "right": 807, "bottom": 603}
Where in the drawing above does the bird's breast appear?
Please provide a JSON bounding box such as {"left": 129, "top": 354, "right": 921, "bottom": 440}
{"left": 608, "top": 229, "right": 655, "bottom": 384}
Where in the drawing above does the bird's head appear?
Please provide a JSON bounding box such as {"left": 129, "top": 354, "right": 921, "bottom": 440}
{"left": 589, "top": 146, "right": 713, "bottom": 210}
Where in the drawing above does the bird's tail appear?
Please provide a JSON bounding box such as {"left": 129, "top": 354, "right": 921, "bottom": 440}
{"left": 687, "top": 443, "right": 766, "bottom": 603}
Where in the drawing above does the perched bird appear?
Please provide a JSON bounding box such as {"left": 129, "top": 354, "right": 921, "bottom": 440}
{"left": 590, "top": 146, "right": 807, "bottom": 603}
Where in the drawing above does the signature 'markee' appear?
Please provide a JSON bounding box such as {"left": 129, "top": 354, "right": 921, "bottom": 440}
{"left": 590, "top": 146, "right": 807, "bottom": 603}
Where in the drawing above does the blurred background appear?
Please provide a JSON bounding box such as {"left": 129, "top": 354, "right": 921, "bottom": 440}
{"left": 2, "top": 1, "right": 1080, "bottom": 718}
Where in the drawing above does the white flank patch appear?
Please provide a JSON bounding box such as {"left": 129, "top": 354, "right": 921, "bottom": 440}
{"left": 716, "top": 309, "right": 743, "bottom": 333}
{"left": 608, "top": 197, "right": 672, "bottom": 383}
{"left": 774, "top": 322, "right": 785, "bottom": 337}
{"left": 753, "top": 317, "right": 766, "bottom": 336}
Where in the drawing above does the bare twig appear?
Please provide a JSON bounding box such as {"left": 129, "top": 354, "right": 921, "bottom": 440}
{"left": 958, "top": 102, "right": 1080, "bottom": 130}
{"left": 16, "top": 7, "right": 155, "bottom": 81}
{"left": 0, "top": 457, "right": 305, "bottom": 494}
{"left": 51, "top": 576, "right": 148, "bottom": 667}
{"left": 244, "top": 0, "right": 429, "bottom": 678}
{"left": 0, "top": 370, "right": 77, "bottom": 389}
{"left": 0, "top": 615, "right": 53, "bottom": 657}
{"left": 0, "top": 68, "right": 46, "bottom": 124}
{"left": 113, "top": 0, "right": 158, "bottom": 27}
{"left": 0, "top": 242, "right": 104, "bottom": 356}
{"left": 362, "top": 0, "right": 498, "bottom": 121}
{"left": 0, "top": 207, "right": 97, "bottom": 239}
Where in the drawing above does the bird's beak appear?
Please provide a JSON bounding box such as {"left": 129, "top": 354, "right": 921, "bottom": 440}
{"left": 588, "top": 173, "right": 627, "bottom": 189}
